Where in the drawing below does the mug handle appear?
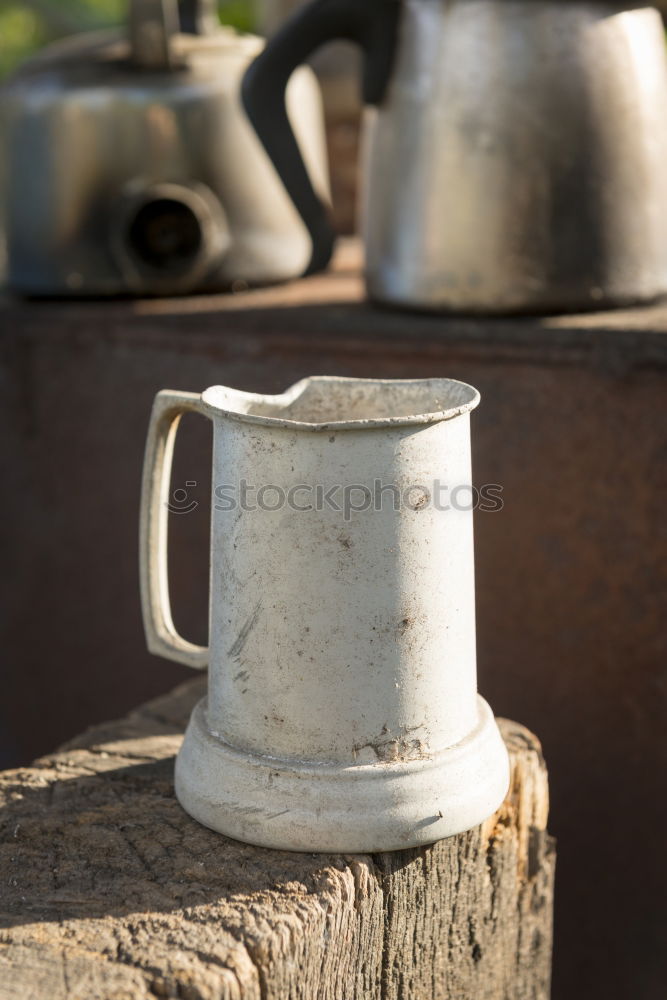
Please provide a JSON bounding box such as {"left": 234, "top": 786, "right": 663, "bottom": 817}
{"left": 139, "top": 389, "right": 210, "bottom": 669}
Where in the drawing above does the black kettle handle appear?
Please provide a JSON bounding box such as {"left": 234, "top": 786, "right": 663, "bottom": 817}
{"left": 242, "top": 0, "right": 401, "bottom": 276}
{"left": 178, "top": 0, "right": 218, "bottom": 35}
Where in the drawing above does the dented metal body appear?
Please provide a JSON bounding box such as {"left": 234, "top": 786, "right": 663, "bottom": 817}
{"left": 139, "top": 375, "right": 509, "bottom": 852}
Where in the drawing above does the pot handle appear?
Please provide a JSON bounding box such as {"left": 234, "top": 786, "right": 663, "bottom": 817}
{"left": 242, "top": 0, "right": 401, "bottom": 276}
{"left": 139, "top": 390, "right": 210, "bottom": 669}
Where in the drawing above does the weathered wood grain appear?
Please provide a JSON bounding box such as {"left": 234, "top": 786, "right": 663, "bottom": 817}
{"left": 0, "top": 681, "right": 553, "bottom": 1000}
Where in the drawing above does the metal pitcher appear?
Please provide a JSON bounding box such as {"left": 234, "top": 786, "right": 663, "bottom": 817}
{"left": 139, "top": 376, "right": 509, "bottom": 852}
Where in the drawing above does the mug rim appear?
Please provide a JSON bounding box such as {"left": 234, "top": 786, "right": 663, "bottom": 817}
{"left": 201, "top": 376, "right": 480, "bottom": 431}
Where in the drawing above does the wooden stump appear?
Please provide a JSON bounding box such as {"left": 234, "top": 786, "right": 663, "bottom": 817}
{"left": 0, "top": 680, "right": 554, "bottom": 1000}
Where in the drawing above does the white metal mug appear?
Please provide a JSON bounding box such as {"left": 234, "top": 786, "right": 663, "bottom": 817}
{"left": 140, "top": 376, "right": 509, "bottom": 852}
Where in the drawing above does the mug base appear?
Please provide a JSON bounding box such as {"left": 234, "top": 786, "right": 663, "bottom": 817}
{"left": 174, "top": 696, "right": 510, "bottom": 853}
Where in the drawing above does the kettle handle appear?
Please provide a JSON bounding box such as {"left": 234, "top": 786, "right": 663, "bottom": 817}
{"left": 129, "top": 0, "right": 180, "bottom": 69}
{"left": 178, "top": 0, "right": 218, "bottom": 35}
{"left": 242, "top": 0, "right": 401, "bottom": 276}
{"left": 139, "top": 390, "right": 210, "bottom": 669}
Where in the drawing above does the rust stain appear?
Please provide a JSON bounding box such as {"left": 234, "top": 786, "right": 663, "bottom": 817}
{"left": 353, "top": 723, "right": 431, "bottom": 763}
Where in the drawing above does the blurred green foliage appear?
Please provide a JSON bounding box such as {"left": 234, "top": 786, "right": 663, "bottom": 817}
{"left": 0, "top": 0, "right": 256, "bottom": 77}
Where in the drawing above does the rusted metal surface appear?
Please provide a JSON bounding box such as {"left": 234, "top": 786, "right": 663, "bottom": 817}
{"left": 1, "top": 243, "right": 666, "bottom": 998}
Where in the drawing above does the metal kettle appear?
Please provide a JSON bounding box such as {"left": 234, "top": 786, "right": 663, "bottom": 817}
{"left": 0, "top": 0, "right": 328, "bottom": 296}
{"left": 244, "top": 0, "right": 667, "bottom": 313}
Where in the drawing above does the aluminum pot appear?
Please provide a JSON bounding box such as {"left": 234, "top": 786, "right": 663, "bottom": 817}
{"left": 243, "top": 0, "right": 667, "bottom": 313}
{"left": 139, "top": 375, "right": 509, "bottom": 852}
{"left": 0, "top": 0, "right": 328, "bottom": 296}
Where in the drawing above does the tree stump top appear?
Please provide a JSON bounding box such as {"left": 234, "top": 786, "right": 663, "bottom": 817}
{"left": 0, "top": 680, "right": 553, "bottom": 1000}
